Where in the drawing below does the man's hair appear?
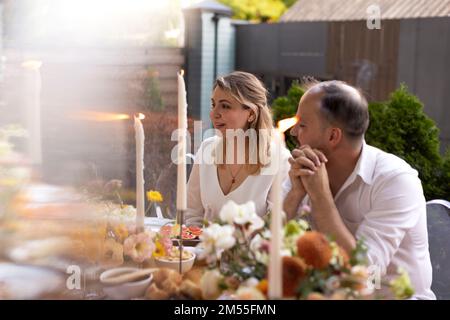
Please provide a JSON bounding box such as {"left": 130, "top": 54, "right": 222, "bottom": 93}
{"left": 302, "top": 77, "right": 369, "bottom": 139}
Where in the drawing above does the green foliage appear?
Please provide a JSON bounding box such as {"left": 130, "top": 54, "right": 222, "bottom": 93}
{"left": 271, "top": 81, "right": 305, "bottom": 150}
{"left": 142, "top": 69, "right": 164, "bottom": 112}
{"left": 270, "top": 82, "right": 450, "bottom": 200}
{"left": 366, "top": 84, "right": 449, "bottom": 200}
{"left": 349, "top": 238, "right": 369, "bottom": 267}
{"left": 218, "top": 0, "right": 288, "bottom": 22}
{"left": 390, "top": 268, "right": 415, "bottom": 300}
{"left": 281, "top": 0, "right": 298, "bottom": 7}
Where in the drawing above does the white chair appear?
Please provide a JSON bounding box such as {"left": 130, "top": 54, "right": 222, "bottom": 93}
{"left": 426, "top": 199, "right": 450, "bottom": 209}
{"left": 426, "top": 199, "right": 450, "bottom": 300}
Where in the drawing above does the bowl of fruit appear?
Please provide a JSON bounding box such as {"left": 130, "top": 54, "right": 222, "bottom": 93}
{"left": 154, "top": 246, "right": 196, "bottom": 273}
{"left": 159, "top": 224, "right": 202, "bottom": 246}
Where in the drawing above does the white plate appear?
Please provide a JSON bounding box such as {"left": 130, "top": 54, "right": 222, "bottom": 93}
{"left": 0, "top": 263, "right": 64, "bottom": 299}
{"left": 144, "top": 217, "right": 175, "bottom": 232}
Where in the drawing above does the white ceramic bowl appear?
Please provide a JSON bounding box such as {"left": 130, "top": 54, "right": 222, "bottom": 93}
{"left": 100, "top": 267, "right": 152, "bottom": 300}
{"left": 154, "top": 247, "right": 196, "bottom": 273}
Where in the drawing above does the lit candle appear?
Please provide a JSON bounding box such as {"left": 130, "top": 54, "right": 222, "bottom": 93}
{"left": 134, "top": 113, "right": 145, "bottom": 232}
{"left": 268, "top": 117, "right": 298, "bottom": 299}
{"left": 177, "top": 70, "right": 187, "bottom": 211}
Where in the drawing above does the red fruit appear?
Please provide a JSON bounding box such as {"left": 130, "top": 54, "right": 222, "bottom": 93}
{"left": 181, "top": 231, "right": 196, "bottom": 239}
{"left": 188, "top": 226, "right": 202, "bottom": 237}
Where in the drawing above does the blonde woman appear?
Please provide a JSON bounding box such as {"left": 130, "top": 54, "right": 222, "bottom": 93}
{"left": 186, "top": 71, "right": 291, "bottom": 226}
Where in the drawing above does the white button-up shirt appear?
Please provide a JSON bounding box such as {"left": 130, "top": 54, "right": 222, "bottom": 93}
{"left": 288, "top": 142, "right": 435, "bottom": 299}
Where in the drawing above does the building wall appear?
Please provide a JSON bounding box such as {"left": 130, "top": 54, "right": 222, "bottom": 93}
{"left": 184, "top": 9, "right": 236, "bottom": 134}
{"left": 235, "top": 18, "right": 449, "bottom": 151}
{"left": 184, "top": 11, "right": 203, "bottom": 120}
{"left": 236, "top": 21, "right": 328, "bottom": 93}
{"left": 1, "top": 46, "right": 184, "bottom": 187}
{"left": 217, "top": 17, "right": 235, "bottom": 79}
{"left": 327, "top": 20, "right": 400, "bottom": 102}
{"left": 200, "top": 12, "right": 216, "bottom": 125}
{"left": 397, "top": 17, "right": 450, "bottom": 151}
{"left": 236, "top": 22, "right": 328, "bottom": 76}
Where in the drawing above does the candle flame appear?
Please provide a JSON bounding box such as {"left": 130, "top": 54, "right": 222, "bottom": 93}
{"left": 180, "top": 69, "right": 184, "bottom": 77}
{"left": 22, "top": 60, "right": 43, "bottom": 70}
{"left": 135, "top": 113, "right": 145, "bottom": 120}
{"left": 70, "top": 111, "right": 130, "bottom": 122}
{"left": 277, "top": 116, "right": 298, "bottom": 133}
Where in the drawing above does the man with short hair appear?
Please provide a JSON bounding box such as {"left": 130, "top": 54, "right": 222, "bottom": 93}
{"left": 283, "top": 80, "right": 435, "bottom": 299}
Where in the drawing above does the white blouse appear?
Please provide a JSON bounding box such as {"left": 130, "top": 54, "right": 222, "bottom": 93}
{"left": 185, "top": 136, "right": 291, "bottom": 226}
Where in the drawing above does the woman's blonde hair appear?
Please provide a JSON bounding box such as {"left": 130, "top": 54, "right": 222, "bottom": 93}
{"left": 212, "top": 71, "right": 274, "bottom": 174}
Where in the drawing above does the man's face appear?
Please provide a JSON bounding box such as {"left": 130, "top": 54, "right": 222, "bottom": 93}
{"left": 290, "top": 88, "right": 329, "bottom": 152}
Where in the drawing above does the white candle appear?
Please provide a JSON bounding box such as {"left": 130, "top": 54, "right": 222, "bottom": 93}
{"left": 177, "top": 70, "right": 187, "bottom": 211}
{"left": 268, "top": 128, "right": 284, "bottom": 299}
{"left": 134, "top": 113, "right": 145, "bottom": 232}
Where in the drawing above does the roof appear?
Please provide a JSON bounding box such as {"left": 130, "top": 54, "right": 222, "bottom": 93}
{"left": 183, "top": 0, "right": 233, "bottom": 16}
{"left": 280, "top": 0, "right": 450, "bottom": 22}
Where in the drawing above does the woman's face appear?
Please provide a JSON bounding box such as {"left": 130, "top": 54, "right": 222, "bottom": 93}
{"left": 210, "top": 87, "right": 253, "bottom": 135}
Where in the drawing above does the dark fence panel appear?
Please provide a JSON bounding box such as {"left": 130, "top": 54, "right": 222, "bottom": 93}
{"left": 397, "top": 17, "right": 450, "bottom": 151}
{"left": 235, "top": 18, "right": 449, "bottom": 150}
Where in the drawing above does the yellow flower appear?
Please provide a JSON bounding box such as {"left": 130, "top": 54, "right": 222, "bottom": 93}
{"left": 147, "top": 190, "right": 163, "bottom": 203}
{"left": 113, "top": 223, "right": 129, "bottom": 242}
{"left": 152, "top": 239, "right": 166, "bottom": 258}
{"left": 101, "top": 239, "right": 124, "bottom": 267}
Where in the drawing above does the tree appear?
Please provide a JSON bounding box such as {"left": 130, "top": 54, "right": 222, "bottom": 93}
{"left": 218, "top": 0, "right": 296, "bottom": 22}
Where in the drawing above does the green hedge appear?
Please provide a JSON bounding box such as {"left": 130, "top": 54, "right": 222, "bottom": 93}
{"left": 272, "top": 81, "right": 304, "bottom": 150}
{"left": 271, "top": 82, "right": 450, "bottom": 200}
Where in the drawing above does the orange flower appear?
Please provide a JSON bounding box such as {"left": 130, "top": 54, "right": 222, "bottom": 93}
{"left": 257, "top": 279, "right": 268, "bottom": 295}
{"left": 282, "top": 256, "right": 307, "bottom": 297}
{"left": 296, "top": 231, "right": 332, "bottom": 269}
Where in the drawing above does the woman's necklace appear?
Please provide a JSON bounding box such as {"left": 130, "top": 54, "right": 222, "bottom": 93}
{"left": 228, "top": 165, "right": 244, "bottom": 184}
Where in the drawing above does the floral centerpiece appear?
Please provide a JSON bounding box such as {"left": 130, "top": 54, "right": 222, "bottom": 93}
{"left": 82, "top": 182, "right": 173, "bottom": 267}
{"left": 97, "top": 203, "right": 174, "bottom": 267}
{"left": 196, "top": 200, "right": 414, "bottom": 300}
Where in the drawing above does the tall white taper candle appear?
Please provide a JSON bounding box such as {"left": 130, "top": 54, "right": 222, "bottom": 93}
{"left": 268, "top": 129, "right": 284, "bottom": 299}
{"left": 177, "top": 70, "right": 187, "bottom": 211}
{"left": 134, "top": 114, "right": 145, "bottom": 232}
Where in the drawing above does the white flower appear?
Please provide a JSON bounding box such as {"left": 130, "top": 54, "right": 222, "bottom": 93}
{"left": 121, "top": 205, "right": 137, "bottom": 217}
{"left": 235, "top": 286, "right": 266, "bottom": 300}
{"left": 246, "top": 214, "right": 264, "bottom": 235}
{"left": 200, "top": 269, "right": 224, "bottom": 300}
{"left": 243, "top": 277, "right": 260, "bottom": 288}
{"left": 198, "top": 223, "right": 236, "bottom": 261}
{"left": 219, "top": 201, "right": 240, "bottom": 224}
{"left": 261, "top": 229, "right": 271, "bottom": 238}
{"left": 233, "top": 201, "right": 257, "bottom": 225}
{"left": 250, "top": 234, "right": 270, "bottom": 265}
{"left": 107, "top": 205, "right": 137, "bottom": 225}
{"left": 219, "top": 201, "right": 256, "bottom": 225}
{"left": 250, "top": 234, "right": 263, "bottom": 252}
{"left": 219, "top": 201, "right": 264, "bottom": 235}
